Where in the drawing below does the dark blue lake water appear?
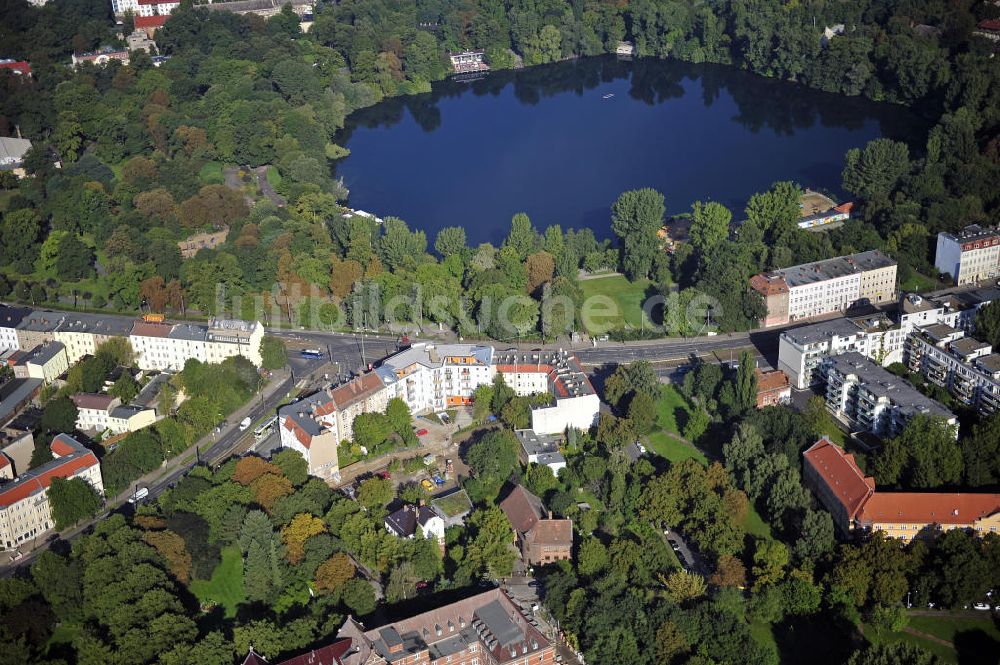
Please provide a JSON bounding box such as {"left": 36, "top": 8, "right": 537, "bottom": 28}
{"left": 335, "top": 56, "right": 926, "bottom": 245}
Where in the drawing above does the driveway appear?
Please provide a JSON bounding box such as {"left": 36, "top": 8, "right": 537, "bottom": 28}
{"left": 661, "top": 526, "right": 703, "bottom": 574}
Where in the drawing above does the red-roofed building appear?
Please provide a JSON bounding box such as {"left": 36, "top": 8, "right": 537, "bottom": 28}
{"left": 755, "top": 368, "right": 791, "bottom": 408}
{"left": 803, "top": 437, "right": 1000, "bottom": 541}
{"left": 0, "top": 434, "right": 103, "bottom": 550}
{"left": 134, "top": 15, "right": 167, "bottom": 36}
{"left": 977, "top": 18, "right": 1000, "bottom": 38}
{"left": 500, "top": 485, "right": 572, "bottom": 565}
{"left": 0, "top": 60, "right": 32, "bottom": 77}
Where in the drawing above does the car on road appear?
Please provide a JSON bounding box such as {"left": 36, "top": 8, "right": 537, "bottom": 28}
{"left": 415, "top": 428, "right": 429, "bottom": 437}
{"left": 421, "top": 479, "right": 435, "bottom": 491}
{"left": 973, "top": 602, "right": 991, "bottom": 611}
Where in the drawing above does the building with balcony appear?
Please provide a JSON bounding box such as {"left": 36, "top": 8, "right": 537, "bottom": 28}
{"left": 375, "top": 343, "right": 495, "bottom": 413}
{"left": 821, "top": 352, "right": 956, "bottom": 438}
{"left": 905, "top": 324, "right": 1000, "bottom": 417}
{"left": 129, "top": 318, "right": 263, "bottom": 371}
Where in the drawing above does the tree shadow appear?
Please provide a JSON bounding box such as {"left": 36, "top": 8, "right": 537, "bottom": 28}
{"left": 772, "top": 614, "right": 861, "bottom": 665}
{"left": 954, "top": 626, "right": 1000, "bottom": 665}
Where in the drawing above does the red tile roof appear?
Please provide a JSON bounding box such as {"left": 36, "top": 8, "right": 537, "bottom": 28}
{"left": 803, "top": 438, "right": 874, "bottom": 521}
{"left": 755, "top": 368, "right": 789, "bottom": 394}
{"left": 134, "top": 15, "right": 167, "bottom": 29}
{"left": 0, "top": 454, "right": 9, "bottom": 470}
{"left": 329, "top": 373, "right": 384, "bottom": 410}
{"left": 979, "top": 19, "right": 1000, "bottom": 32}
{"left": 834, "top": 202, "right": 854, "bottom": 214}
{"left": 272, "top": 639, "right": 352, "bottom": 665}
{"left": 525, "top": 518, "right": 572, "bottom": 546}
{"left": 50, "top": 434, "right": 79, "bottom": 457}
{"left": 131, "top": 321, "right": 171, "bottom": 337}
{"left": 0, "top": 61, "right": 31, "bottom": 76}
{"left": 749, "top": 273, "right": 789, "bottom": 296}
{"left": 500, "top": 485, "right": 544, "bottom": 534}
{"left": 0, "top": 450, "right": 98, "bottom": 508}
{"left": 858, "top": 492, "right": 1000, "bottom": 526}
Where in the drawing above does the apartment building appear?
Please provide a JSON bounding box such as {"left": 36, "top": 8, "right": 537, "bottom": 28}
{"left": 17, "top": 342, "right": 69, "bottom": 384}
{"left": 822, "top": 352, "right": 956, "bottom": 438}
{"left": 0, "top": 434, "right": 103, "bottom": 549}
{"left": 265, "top": 587, "right": 557, "bottom": 665}
{"left": 14, "top": 312, "right": 59, "bottom": 353}
{"left": 750, "top": 251, "right": 897, "bottom": 327}
{"left": 53, "top": 313, "right": 133, "bottom": 364}
{"left": 375, "top": 343, "right": 495, "bottom": 413}
{"left": 778, "top": 316, "right": 903, "bottom": 389}
{"left": 129, "top": 317, "right": 264, "bottom": 371}
{"left": 804, "top": 438, "right": 1000, "bottom": 542}
{"left": 494, "top": 350, "right": 600, "bottom": 435}
{"left": 0, "top": 306, "right": 30, "bottom": 352}
{"left": 934, "top": 225, "right": 1000, "bottom": 285}
{"left": 278, "top": 373, "right": 388, "bottom": 481}
{"left": 905, "top": 324, "right": 1000, "bottom": 417}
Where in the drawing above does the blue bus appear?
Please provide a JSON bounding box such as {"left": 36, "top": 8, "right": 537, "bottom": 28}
{"left": 300, "top": 348, "right": 323, "bottom": 359}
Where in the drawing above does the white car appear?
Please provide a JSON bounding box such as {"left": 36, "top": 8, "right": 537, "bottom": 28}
{"left": 637, "top": 443, "right": 647, "bottom": 455}
{"left": 972, "top": 602, "right": 991, "bottom": 611}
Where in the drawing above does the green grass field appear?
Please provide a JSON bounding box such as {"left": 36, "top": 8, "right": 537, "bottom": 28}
{"left": 266, "top": 165, "right": 282, "bottom": 188}
{"left": 742, "top": 506, "right": 773, "bottom": 539}
{"left": 654, "top": 384, "right": 691, "bottom": 435}
{"left": 199, "top": 161, "right": 225, "bottom": 185}
{"left": 190, "top": 546, "right": 245, "bottom": 618}
{"left": 899, "top": 270, "right": 941, "bottom": 293}
{"left": 864, "top": 613, "right": 1000, "bottom": 664}
{"left": 907, "top": 615, "right": 1000, "bottom": 645}
{"left": 646, "top": 385, "right": 709, "bottom": 464}
{"left": 579, "top": 275, "right": 654, "bottom": 333}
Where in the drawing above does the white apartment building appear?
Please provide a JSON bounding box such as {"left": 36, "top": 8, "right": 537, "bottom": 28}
{"left": 19, "top": 342, "right": 69, "bottom": 384}
{"left": 822, "top": 352, "right": 956, "bottom": 438}
{"left": 375, "top": 343, "right": 496, "bottom": 413}
{"left": 0, "top": 434, "right": 103, "bottom": 550}
{"left": 134, "top": 0, "right": 179, "bottom": 16}
{"left": 71, "top": 393, "right": 156, "bottom": 435}
{"left": 129, "top": 318, "right": 264, "bottom": 371}
{"left": 750, "top": 251, "right": 897, "bottom": 327}
{"left": 905, "top": 325, "right": 1000, "bottom": 417}
{"left": 493, "top": 349, "right": 600, "bottom": 435}
{"left": 0, "top": 306, "right": 30, "bottom": 352}
{"left": 779, "top": 287, "right": 1000, "bottom": 390}
{"left": 935, "top": 225, "right": 1000, "bottom": 286}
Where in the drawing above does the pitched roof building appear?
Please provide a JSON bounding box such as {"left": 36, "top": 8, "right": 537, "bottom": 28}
{"left": 499, "top": 485, "right": 572, "bottom": 565}
{"left": 803, "top": 437, "right": 1000, "bottom": 541}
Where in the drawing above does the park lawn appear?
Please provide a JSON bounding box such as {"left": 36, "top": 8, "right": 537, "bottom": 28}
{"left": 750, "top": 619, "right": 778, "bottom": 655}
{"left": 899, "top": 270, "right": 941, "bottom": 293}
{"left": 865, "top": 626, "right": 958, "bottom": 664}
{"left": 266, "top": 165, "right": 282, "bottom": 188}
{"left": 742, "top": 506, "right": 773, "bottom": 539}
{"left": 647, "top": 431, "right": 708, "bottom": 465}
{"left": 907, "top": 614, "right": 1000, "bottom": 645}
{"left": 190, "top": 546, "right": 246, "bottom": 618}
{"left": 199, "top": 161, "right": 225, "bottom": 185}
{"left": 579, "top": 275, "right": 654, "bottom": 333}
{"left": 654, "top": 384, "right": 692, "bottom": 436}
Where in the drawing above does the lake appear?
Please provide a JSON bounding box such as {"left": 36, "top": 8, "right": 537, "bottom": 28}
{"left": 334, "top": 56, "right": 926, "bottom": 245}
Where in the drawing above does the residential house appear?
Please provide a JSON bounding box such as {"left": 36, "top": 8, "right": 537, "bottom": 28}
{"left": 974, "top": 18, "right": 1000, "bottom": 41}
{"left": 135, "top": 0, "right": 179, "bottom": 17}
{"left": 0, "top": 136, "right": 32, "bottom": 178}
{"left": 515, "top": 429, "right": 566, "bottom": 475}
{"left": 133, "top": 14, "right": 167, "bottom": 37}
{"left": 71, "top": 48, "right": 129, "bottom": 67}
{"left": 0, "top": 305, "right": 31, "bottom": 352}
{"left": 129, "top": 317, "right": 264, "bottom": 371}
{"left": 375, "top": 343, "right": 495, "bottom": 413}
{"left": 384, "top": 504, "right": 446, "bottom": 550}
{"left": 430, "top": 490, "right": 473, "bottom": 527}
{"left": 754, "top": 368, "right": 790, "bottom": 408}
{"left": 804, "top": 438, "right": 1000, "bottom": 541}
{"left": 201, "top": 0, "right": 314, "bottom": 18}
{"left": 0, "top": 434, "right": 103, "bottom": 549}
{"left": 499, "top": 485, "right": 572, "bottom": 566}
{"left": 14, "top": 311, "right": 60, "bottom": 352}
{"left": 493, "top": 349, "right": 600, "bottom": 435}
{"left": 0, "top": 60, "right": 32, "bottom": 77}
{"left": 71, "top": 393, "right": 154, "bottom": 434}
{"left": 448, "top": 50, "right": 488, "bottom": 73}
{"left": 177, "top": 227, "right": 229, "bottom": 258}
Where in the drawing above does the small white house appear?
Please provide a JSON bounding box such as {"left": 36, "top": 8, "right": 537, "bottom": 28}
{"left": 384, "top": 504, "right": 446, "bottom": 544}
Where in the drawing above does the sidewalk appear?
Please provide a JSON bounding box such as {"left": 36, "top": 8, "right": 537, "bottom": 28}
{"left": 2, "top": 369, "right": 293, "bottom": 570}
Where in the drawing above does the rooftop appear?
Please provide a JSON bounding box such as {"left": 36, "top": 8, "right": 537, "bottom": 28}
{"left": 825, "top": 352, "right": 956, "bottom": 421}
{"left": 500, "top": 485, "right": 545, "bottom": 534}
{"left": 514, "top": 429, "right": 561, "bottom": 457}
{"left": 375, "top": 343, "right": 494, "bottom": 385}
{"left": 24, "top": 342, "right": 65, "bottom": 366}
{"left": 55, "top": 312, "right": 133, "bottom": 337}
{"left": 939, "top": 224, "right": 1000, "bottom": 244}
{"left": 803, "top": 438, "right": 875, "bottom": 521}
{"left": 757, "top": 250, "right": 896, "bottom": 290}
{"left": 781, "top": 317, "right": 862, "bottom": 346}
{"left": 0, "top": 136, "right": 32, "bottom": 163}
{"left": 0, "top": 434, "right": 98, "bottom": 508}
{"left": 71, "top": 393, "right": 118, "bottom": 412}
{"left": 493, "top": 349, "right": 595, "bottom": 399}
{"left": 0, "top": 378, "right": 42, "bottom": 424}
{"left": 0, "top": 305, "right": 31, "bottom": 329}
{"left": 130, "top": 321, "right": 172, "bottom": 338}
{"left": 858, "top": 492, "right": 1000, "bottom": 526}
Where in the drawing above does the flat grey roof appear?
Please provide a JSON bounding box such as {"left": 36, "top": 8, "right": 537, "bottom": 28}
{"left": 26, "top": 342, "right": 65, "bottom": 365}
{"left": 0, "top": 378, "right": 42, "bottom": 423}
{"left": 781, "top": 318, "right": 862, "bottom": 346}
{"left": 825, "top": 352, "right": 955, "bottom": 421}
{"left": 769, "top": 250, "right": 895, "bottom": 289}
{"left": 55, "top": 312, "right": 133, "bottom": 337}
{"left": 515, "top": 429, "right": 561, "bottom": 456}
{"left": 475, "top": 600, "right": 523, "bottom": 648}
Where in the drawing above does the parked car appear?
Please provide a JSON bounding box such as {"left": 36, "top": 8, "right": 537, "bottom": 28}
{"left": 377, "top": 470, "right": 391, "bottom": 480}
{"left": 421, "top": 479, "right": 435, "bottom": 491}
{"left": 432, "top": 474, "right": 445, "bottom": 486}
{"left": 416, "top": 428, "right": 429, "bottom": 437}
{"left": 415, "top": 581, "right": 429, "bottom": 590}
{"left": 973, "top": 602, "right": 991, "bottom": 611}
{"left": 636, "top": 443, "right": 647, "bottom": 455}
{"left": 527, "top": 580, "right": 542, "bottom": 589}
